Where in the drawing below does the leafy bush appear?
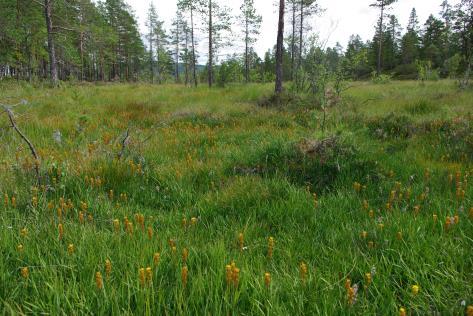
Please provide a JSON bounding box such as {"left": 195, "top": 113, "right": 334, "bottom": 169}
{"left": 367, "top": 114, "right": 415, "bottom": 139}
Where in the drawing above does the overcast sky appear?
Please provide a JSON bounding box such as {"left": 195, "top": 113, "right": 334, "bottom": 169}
{"left": 126, "top": 0, "right": 460, "bottom": 58}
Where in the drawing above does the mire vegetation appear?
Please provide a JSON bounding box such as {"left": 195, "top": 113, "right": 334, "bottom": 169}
{"left": 0, "top": 80, "right": 472, "bottom": 315}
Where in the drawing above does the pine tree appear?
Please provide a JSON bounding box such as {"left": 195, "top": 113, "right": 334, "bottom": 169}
{"left": 275, "top": 0, "right": 285, "bottom": 94}
{"left": 240, "top": 0, "right": 262, "bottom": 83}
{"left": 370, "top": 0, "right": 398, "bottom": 75}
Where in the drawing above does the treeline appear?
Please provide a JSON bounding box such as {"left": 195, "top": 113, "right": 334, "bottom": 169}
{"left": 0, "top": 0, "right": 471, "bottom": 87}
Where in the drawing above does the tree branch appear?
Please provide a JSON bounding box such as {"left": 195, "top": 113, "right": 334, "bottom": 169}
{"left": 2, "top": 105, "right": 41, "bottom": 184}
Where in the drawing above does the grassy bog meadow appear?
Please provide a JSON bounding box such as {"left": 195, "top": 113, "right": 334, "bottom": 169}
{"left": 0, "top": 81, "right": 472, "bottom": 315}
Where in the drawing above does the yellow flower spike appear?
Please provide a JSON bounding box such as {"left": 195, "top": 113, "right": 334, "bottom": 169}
{"left": 353, "top": 182, "right": 361, "bottom": 192}
{"left": 411, "top": 285, "right": 420, "bottom": 295}
{"left": 344, "top": 278, "right": 351, "bottom": 290}
{"left": 171, "top": 246, "right": 177, "bottom": 256}
{"left": 47, "top": 201, "right": 54, "bottom": 211}
{"left": 182, "top": 217, "right": 188, "bottom": 229}
{"left": 386, "top": 203, "right": 391, "bottom": 211}
{"left": 467, "top": 306, "right": 473, "bottom": 316}
{"left": 20, "top": 228, "right": 28, "bottom": 237}
{"left": 3, "top": 193, "right": 9, "bottom": 206}
{"left": 362, "top": 200, "right": 369, "bottom": 210}
{"left": 32, "top": 196, "right": 38, "bottom": 208}
{"left": 58, "top": 223, "right": 64, "bottom": 240}
{"left": 21, "top": 267, "right": 29, "bottom": 279}
{"left": 232, "top": 267, "right": 240, "bottom": 287}
{"left": 87, "top": 214, "right": 93, "bottom": 222}
{"left": 369, "top": 210, "right": 374, "bottom": 218}
{"left": 444, "top": 217, "right": 451, "bottom": 231}
{"left": 433, "top": 214, "right": 438, "bottom": 223}
{"left": 108, "top": 190, "right": 113, "bottom": 200}
{"left": 153, "top": 253, "right": 160, "bottom": 266}
{"left": 264, "top": 272, "right": 271, "bottom": 289}
{"left": 469, "top": 207, "right": 473, "bottom": 220}
{"left": 454, "top": 215, "right": 459, "bottom": 224}
{"left": 299, "top": 262, "right": 308, "bottom": 282}
{"left": 190, "top": 217, "right": 198, "bottom": 226}
{"left": 267, "top": 237, "right": 274, "bottom": 259}
{"left": 17, "top": 244, "right": 24, "bottom": 252}
{"left": 448, "top": 173, "right": 453, "bottom": 184}
{"left": 95, "top": 272, "right": 103, "bottom": 289}
{"left": 413, "top": 205, "right": 420, "bottom": 216}
{"left": 361, "top": 231, "right": 368, "bottom": 239}
{"left": 126, "top": 222, "right": 133, "bottom": 235}
{"left": 378, "top": 223, "right": 384, "bottom": 230}
{"left": 145, "top": 267, "right": 152, "bottom": 284}
{"left": 225, "top": 265, "right": 232, "bottom": 286}
{"left": 365, "top": 273, "right": 372, "bottom": 286}
{"left": 347, "top": 286, "right": 356, "bottom": 305}
{"left": 139, "top": 268, "right": 145, "bottom": 286}
{"left": 113, "top": 219, "right": 120, "bottom": 232}
{"left": 147, "top": 226, "right": 153, "bottom": 239}
{"left": 57, "top": 207, "right": 62, "bottom": 220}
{"left": 67, "top": 244, "right": 74, "bottom": 255}
{"left": 11, "top": 196, "right": 16, "bottom": 208}
{"left": 238, "top": 232, "right": 244, "bottom": 252}
{"left": 368, "top": 241, "right": 374, "bottom": 249}
{"left": 389, "top": 190, "right": 396, "bottom": 202}
{"left": 181, "top": 266, "right": 188, "bottom": 287}
{"left": 79, "top": 212, "right": 85, "bottom": 224}
{"left": 105, "top": 260, "right": 112, "bottom": 277}
{"left": 396, "top": 231, "right": 403, "bottom": 240}
{"left": 399, "top": 307, "right": 407, "bottom": 316}
{"left": 182, "top": 248, "right": 189, "bottom": 263}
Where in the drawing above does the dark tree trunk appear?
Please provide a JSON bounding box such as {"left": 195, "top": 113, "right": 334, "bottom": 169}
{"left": 190, "top": 6, "right": 198, "bottom": 87}
{"left": 298, "top": 0, "right": 303, "bottom": 69}
{"left": 291, "top": 1, "right": 296, "bottom": 79}
{"left": 377, "top": 1, "right": 385, "bottom": 76}
{"left": 275, "top": 0, "right": 285, "bottom": 94}
{"left": 44, "top": 0, "right": 58, "bottom": 86}
{"left": 245, "top": 17, "right": 249, "bottom": 83}
{"left": 208, "top": 0, "right": 213, "bottom": 88}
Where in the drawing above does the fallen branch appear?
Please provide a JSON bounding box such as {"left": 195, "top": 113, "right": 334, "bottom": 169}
{"left": 2, "top": 105, "right": 41, "bottom": 184}
{"left": 117, "top": 129, "right": 130, "bottom": 160}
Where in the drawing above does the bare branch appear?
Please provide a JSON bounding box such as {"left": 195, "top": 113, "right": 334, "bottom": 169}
{"left": 2, "top": 105, "right": 41, "bottom": 184}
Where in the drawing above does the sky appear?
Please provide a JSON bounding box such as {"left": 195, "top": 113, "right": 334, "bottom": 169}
{"left": 126, "top": 0, "right": 460, "bottom": 58}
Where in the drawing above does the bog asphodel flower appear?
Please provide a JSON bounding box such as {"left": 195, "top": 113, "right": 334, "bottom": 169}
{"left": 362, "top": 200, "right": 369, "bottom": 210}
{"left": 113, "top": 219, "right": 120, "bottom": 232}
{"left": 182, "top": 217, "right": 188, "bottom": 229}
{"left": 105, "top": 259, "right": 112, "bottom": 277}
{"left": 264, "top": 272, "right": 271, "bottom": 288}
{"left": 411, "top": 284, "right": 420, "bottom": 295}
{"left": 146, "top": 267, "right": 152, "bottom": 284}
{"left": 190, "top": 217, "right": 198, "bottom": 226}
{"left": 469, "top": 207, "right": 473, "bottom": 219}
{"left": 67, "top": 244, "right": 74, "bottom": 255}
{"left": 300, "top": 262, "right": 308, "bottom": 282}
{"left": 11, "top": 196, "right": 16, "bottom": 208}
{"left": 238, "top": 232, "right": 244, "bottom": 252}
{"left": 181, "top": 266, "right": 188, "bottom": 287}
{"left": 79, "top": 211, "right": 85, "bottom": 224}
{"left": 139, "top": 268, "right": 145, "bottom": 286}
{"left": 353, "top": 182, "right": 361, "bottom": 192}
{"left": 225, "top": 265, "right": 233, "bottom": 286}
{"left": 20, "top": 228, "right": 28, "bottom": 237}
{"left": 58, "top": 223, "right": 64, "bottom": 240}
{"left": 466, "top": 305, "right": 473, "bottom": 316}
{"left": 17, "top": 244, "right": 24, "bottom": 252}
{"left": 267, "top": 237, "right": 274, "bottom": 258}
{"left": 361, "top": 231, "right": 368, "bottom": 239}
{"left": 153, "top": 253, "right": 160, "bottom": 266}
{"left": 3, "top": 193, "right": 8, "bottom": 206}
{"left": 399, "top": 307, "right": 406, "bottom": 316}
{"left": 182, "top": 248, "right": 189, "bottom": 263}
{"left": 147, "top": 226, "right": 153, "bottom": 240}
{"left": 433, "top": 214, "right": 438, "bottom": 223}
{"left": 369, "top": 210, "right": 374, "bottom": 218}
{"left": 21, "top": 267, "right": 29, "bottom": 279}
{"left": 396, "top": 231, "right": 402, "bottom": 240}
{"left": 364, "top": 273, "right": 372, "bottom": 289}
{"left": 95, "top": 272, "right": 103, "bottom": 289}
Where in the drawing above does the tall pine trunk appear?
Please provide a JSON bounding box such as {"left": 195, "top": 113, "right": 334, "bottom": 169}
{"left": 377, "top": 1, "right": 385, "bottom": 76}
{"left": 275, "top": 0, "right": 285, "bottom": 94}
{"left": 298, "top": 0, "right": 303, "bottom": 69}
{"left": 245, "top": 17, "right": 249, "bottom": 83}
{"left": 44, "top": 0, "right": 58, "bottom": 86}
{"left": 208, "top": 0, "right": 213, "bottom": 88}
{"left": 291, "top": 1, "right": 296, "bottom": 80}
{"left": 175, "top": 20, "right": 180, "bottom": 83}
{"left": 190, "top": 6, "right": 198, "bottom": 87}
